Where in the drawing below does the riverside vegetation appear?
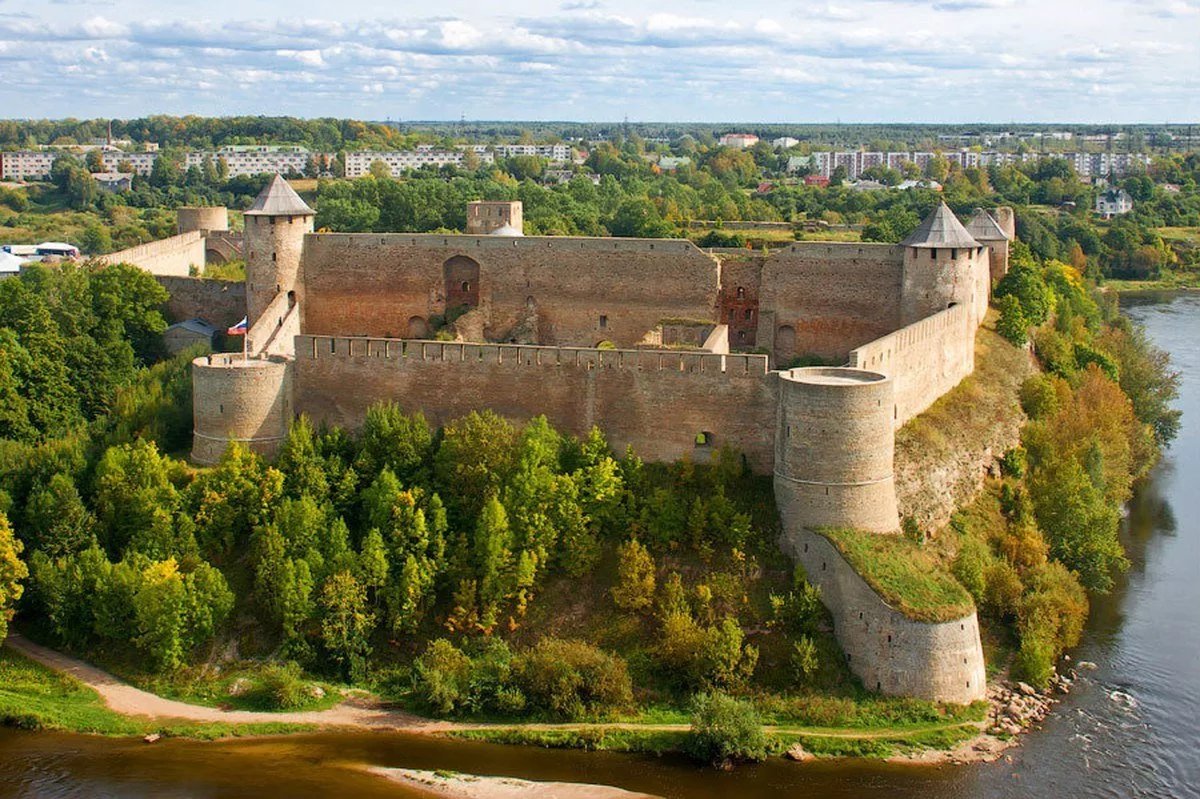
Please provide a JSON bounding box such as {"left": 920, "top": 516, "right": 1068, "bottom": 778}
{"left": 0, "top": 224, "right": 1180, "bottom": 764}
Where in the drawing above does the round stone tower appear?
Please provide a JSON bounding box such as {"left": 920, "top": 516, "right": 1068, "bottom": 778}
{"left": 191, "top": 353, "right": 292, "bottom": 464}
{"left": 177, "top": 206, "right": 229, "bottom": 234}
{"left": 243, "top": 174, "right": 314, "bottom": 328}
{"left": 899, "top": 202, "right": 984, "bottom": 326}
{"left": 774, "top": 366, "right": 900, "bottom": 535}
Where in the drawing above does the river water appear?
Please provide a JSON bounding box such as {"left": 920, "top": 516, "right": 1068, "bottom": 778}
{"left": 1, "top": 293, "right": 1197, "bottom": 799}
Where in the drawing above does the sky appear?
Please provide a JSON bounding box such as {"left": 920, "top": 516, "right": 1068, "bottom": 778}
{"left": 1, "top": 0, "right": 1198, "bottom": 123}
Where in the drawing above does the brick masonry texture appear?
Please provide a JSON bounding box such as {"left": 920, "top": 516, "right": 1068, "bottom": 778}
{"left": 293, "top": 337, "right": 778, "bottom": 473}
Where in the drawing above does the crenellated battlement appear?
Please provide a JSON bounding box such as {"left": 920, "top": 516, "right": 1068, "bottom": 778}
{"left": 306, "top": 231, "right": 712, "bottom": 258}
{"left": 296, "top": 335, "right": 769, "bottom": 378}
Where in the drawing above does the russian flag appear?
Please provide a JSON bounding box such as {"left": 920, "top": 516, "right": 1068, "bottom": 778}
{"left": 227, "top": 317, "right": 248, "bottom": 335}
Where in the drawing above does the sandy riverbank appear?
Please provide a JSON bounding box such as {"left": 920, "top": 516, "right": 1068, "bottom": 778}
{"left": 366, "top": 767, "right": 660, "bottom": 799}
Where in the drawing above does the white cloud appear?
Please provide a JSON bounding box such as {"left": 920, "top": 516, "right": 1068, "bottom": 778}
{"left": 0, "top": 1, "right": 1193, "bottom": 121}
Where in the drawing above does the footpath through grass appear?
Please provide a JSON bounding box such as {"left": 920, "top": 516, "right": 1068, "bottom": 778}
{"left": 0, "top": 647, "right": 314, "bottom": 740}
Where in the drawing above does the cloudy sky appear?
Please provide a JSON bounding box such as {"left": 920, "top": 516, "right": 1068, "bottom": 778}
{"left": 1, "top": 0, "right": 1197, "bottom": 122}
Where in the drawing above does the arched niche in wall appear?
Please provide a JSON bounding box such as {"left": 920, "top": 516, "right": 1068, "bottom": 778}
{"left": 408, "top": 316, "right": 430, "bottom": 338}
{"left": 774, "top": 324, "right": 796, "bottom": 365}
{"left": 443, "top": 255, "right": 481, "bottom": 312}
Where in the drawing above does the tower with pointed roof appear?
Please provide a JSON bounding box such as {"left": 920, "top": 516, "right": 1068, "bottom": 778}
{"left": 965, "top": 207, "right": 1013, "bottom": 285}
{"left": 900, "top": 201, "right": 988, "bottom": 326}
{"left": 244, "top": 174, "right": 314, "bottom": 330}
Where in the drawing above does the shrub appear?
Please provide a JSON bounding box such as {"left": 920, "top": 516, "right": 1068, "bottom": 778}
{"left": 1019, "top": 375, "right": 1060, "bottom": 420}
{"left": 685, "top": 692, "right": 769, "bottom": 767}
{"left": 790, "top": 636, "right": 819, "bottom": 685}
{"left": 1033, "top": 328, "right": 1076, "bottom": 378}
{"left": 1013, "top": 635, "right": 1055, "bottom": 689}
{"left": 1000, "top": 447, "right": 1027, "bottom": 478}
{"left": 513, "top": 638, "right": 632, "bottom": 720}
{"left": 769, "top": 569, "right": 823, "bottom": 634}
{"left": 257, "top": 661, "right": 308, "bottom": 710}
{"left": 413, "top": 639, "right": 472, "bottom": 715}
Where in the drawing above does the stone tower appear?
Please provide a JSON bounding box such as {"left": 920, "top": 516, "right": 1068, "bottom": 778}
{"left": 466, "top": 200, "right": 523, "bottom": 235}
{"left": 899, "top": 202, "right": 985, "bottom": 326}
{"left": 774, "top": 366, "right": 900, "bottom": 535}
{"left": 966, "top": 208, "right": 1012, "bottom": 285}
{"left": 243, "top": 174, "right": 314, "bottom": 328}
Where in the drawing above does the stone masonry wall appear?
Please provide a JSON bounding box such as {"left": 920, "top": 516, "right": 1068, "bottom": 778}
{"left": 757, "top": 243, "right": 905, "bottom": 364}
{"left": 298, "top": 234, "right": 721, "bottom": 348}
{"left": 292, "top": 336, "right": 778, "bottom": 472}
{"left": 847, "top": 303, "right": 976, "bottom": 427}
{"left": 97, "top": 231, "right": 206, "bottom": 278}
{"left": 156, "top": 276, "right": 245, "bottom": 327}
{"left": 777, "top": 525, "right": 987, "bottom": 703}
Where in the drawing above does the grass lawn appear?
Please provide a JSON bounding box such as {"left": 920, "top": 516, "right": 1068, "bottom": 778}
{"left": 815, "top": 527, "right": 975, "bottom": 623}
{"left": 0, "top": 647, "right": 314, "bottom": 739}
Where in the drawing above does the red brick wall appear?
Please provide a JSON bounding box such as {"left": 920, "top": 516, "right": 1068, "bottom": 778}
{"left": 758, "top": 243, "right": 904, "bottom": 363}
{"left": 298, "top": 234, "right": 721, "bottom": 347}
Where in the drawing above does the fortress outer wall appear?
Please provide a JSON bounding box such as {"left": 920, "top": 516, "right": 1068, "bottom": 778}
{"left": 292, "top": 336, "right": 779, "bottom": 472}
{"left": 779, "top": 527, "right": 987, "bottom": 703}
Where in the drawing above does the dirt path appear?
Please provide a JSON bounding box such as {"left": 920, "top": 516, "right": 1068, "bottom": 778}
{"left": 3, "top": 633, "right": 983, "bottom": 744}
{"left": 4, "top": 633, "right": 452, "bottom": 731}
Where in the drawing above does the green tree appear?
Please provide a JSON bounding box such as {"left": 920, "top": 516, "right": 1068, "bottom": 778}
{"left": 319, "top": 571, "right": 375, "bottom": 681}
{"left": 356, "top": 403, "right": 432, "bottom": 482}
{"left": 434, "top": 411, "right": 518, "bottom": 525}
{"left": 995, "top": 294, "right": 1029, "bottom": 346}
{"left": 0, "top": 512, "right": 28, "bottom": 642}
{"left": 93, "top": 440, "right": 188, "bottom": 559}
{"left": 190, "top": 442, "right": 284, "bottom": 558}
{"left": 132, "top": 558, "right": 189, "bottom": 671}
{"left": 22, "top": 473, "right": 96, "bottom": 557}
{"left": 612, "top": 538, "right": 656, "bottom": 612}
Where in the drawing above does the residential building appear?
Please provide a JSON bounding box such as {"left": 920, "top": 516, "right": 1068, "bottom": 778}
{"left": 719, "top": 133, "right": 759, "bottom": 149}
{"left": 1096, "top": 188, "right": 1134, "bottom": 218}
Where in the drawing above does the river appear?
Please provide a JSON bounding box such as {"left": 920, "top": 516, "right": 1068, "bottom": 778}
{"left": 1, "top": 292, "right": 1197, "bottom": 799}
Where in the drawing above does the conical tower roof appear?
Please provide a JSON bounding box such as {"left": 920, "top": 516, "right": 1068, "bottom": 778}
{"left": 244, "top": 173, "right": 314, "bottom": 216}
{"left": 965, "top": 208, "right": 1009, "bottom": 242}
{"left": 901, "top": 202, "right": 980, "bottom": 249}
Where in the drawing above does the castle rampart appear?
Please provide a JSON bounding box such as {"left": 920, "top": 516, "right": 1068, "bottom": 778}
{"left": 292, "top": 335, "right": 778, "bottom": 471}
{"left": 156, "top": 276, "right": 245, "bottom": 328}
{"left": 847, "top": 303, "right": 977, "bottom": 427}
{"left": 191, "top": 353, "right": 292, "bottom": 465}
{"left": 95, "top": 230, "right": 206, "bottom": 278}
{"left": 778, "top": 527, "right": 987, "bottom": 703}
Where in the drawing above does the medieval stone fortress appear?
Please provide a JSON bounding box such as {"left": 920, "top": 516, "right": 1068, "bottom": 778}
{"left": 94, "top": 173, "right": 1004, "bottom": 705}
